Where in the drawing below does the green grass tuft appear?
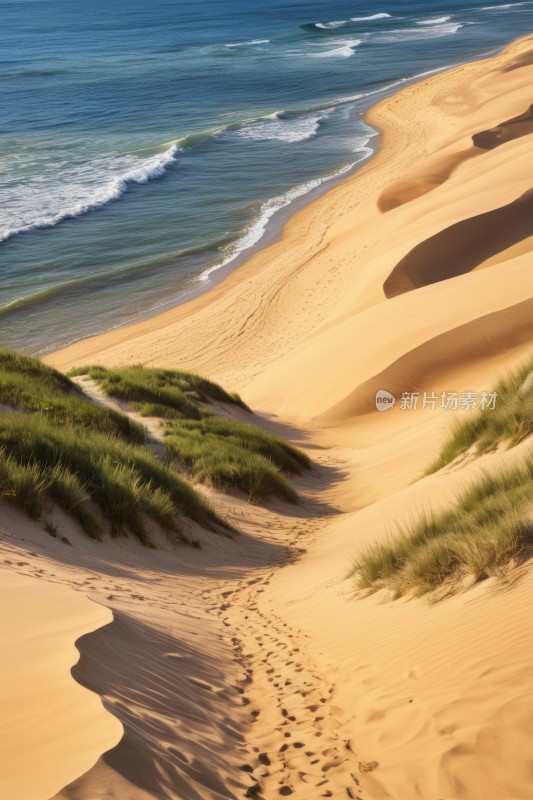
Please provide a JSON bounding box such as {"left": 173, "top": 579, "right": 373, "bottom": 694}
{"left": 0, "top": 349, "right": 145, "bottom": 443}
{"left": 427, "top": 355, "right": 533, "bottom": 474}
{"left": 74, "top": 365, "right": 310, "bottom": 504}
{"left": 0, "top": 352, "right": 233, "bottom": 543}
{"left": 350, "top": 459, "right": 533, "bottom": 597}
{"left": 69, "top": 364, "right": 250, "bottom": 415}
{"left": 0, "top": 454, "right": 48, "bottom": 520}
{"left": 0, "top": 413, "right": 226, "bottom": 543}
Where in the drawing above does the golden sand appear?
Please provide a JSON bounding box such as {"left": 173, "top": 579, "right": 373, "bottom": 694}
{"left": 1, "top": 33, "right": 532, "bottom": 800}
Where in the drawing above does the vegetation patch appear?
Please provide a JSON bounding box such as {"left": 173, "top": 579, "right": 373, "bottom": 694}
{"left": 71, "top": 365, "right": 311, "bottom": 503}
{"left": 69, "top": 364, "right": 249, "bottom": 417}
{"left": 350, "top": 460, "right": 533, "bottom": 596}
{"left": 428, "top": 356, "right": 533, "bottom": 473}
{"left": 0, "top": 349, "right": 144, "bottom": 443}
{"left": 0, "top": 351, "right": 229, "bottom": 544}
{"left": 163, "top": 417, "right": 305, "bottom": 503}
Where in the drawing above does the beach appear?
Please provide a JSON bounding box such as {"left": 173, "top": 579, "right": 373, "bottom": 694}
{"left": 46, "top": 34, "right": 533, "bottom": 419}
{"left": 6, "top": 0, "right": 529, "bottom": 356}
{"left": 2, "top": 30, "right": 533, "bottom": 800}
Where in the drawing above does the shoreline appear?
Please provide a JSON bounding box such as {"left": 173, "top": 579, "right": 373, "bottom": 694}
{"left": 33, "top": 60, "right": 467, "bottom": 358}
{"left": 35, "top": 157, "right": 371, "bottom": 356}
{"left": 41, "top": 48, "right": 495, "bottom": 360}
{"left": 47, "top": 33, "right": 533, "bottom": 416}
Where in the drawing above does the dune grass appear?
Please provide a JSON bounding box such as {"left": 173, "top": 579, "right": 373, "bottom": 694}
{"left": 427, "top": 356, "right": 533, "bottom": 473}
{"left": 69, "top": 364, "right": 249, "bottom": 417}
{"left": 0, "top": 412, "right": 226, "bottom": 545}
{"left": 350, "top": 460, "right": 533, "bottom": 596}
{"left": 72, "top": 365, "right": 311, "bottom": 503}
{"left": 163, "top": 417, "right": 305, "bottom": 503}
{"left": 0, "top": 351, "right": 231, "bottom": 544}
{"left": 0, "top": 349, "right": 145, "bottom": 443}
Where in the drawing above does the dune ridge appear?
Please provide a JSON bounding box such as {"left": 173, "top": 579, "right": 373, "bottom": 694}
{"left": 1, "top": 31, "right": 532, "bottom": 800}
{"left": 0, "top": 569, "right": 122, "bottom": 800}
{"left": 383, "top": 189, "right": 533, "bottom": 296}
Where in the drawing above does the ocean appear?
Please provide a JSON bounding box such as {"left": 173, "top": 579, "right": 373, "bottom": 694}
{"left": 2, "top": 0, "right": 532, "bottom": 354}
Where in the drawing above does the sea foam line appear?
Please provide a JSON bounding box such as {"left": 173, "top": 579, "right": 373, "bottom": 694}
{"left": 372, "top": 22, "right": 463, "bottom": 43}
{"left": 315, "top": 20, "right": 348, "bottom": 29}
{"left": 417, "top": 16, "right": 453, "bottom": 24}
{"left": 225, "top": 39, "right": 271, "bottom": 47}
{"left": 332, "top": 60, "right": 462, "bottom": 108}
{"left": 1, "top": 144, "right": 179, "bottom": 243}
{"left": 233, "top": 110, "right": 326, "bottom": 143}
{"left": 479, "top": 2, "right": 529, "bottom": 8}
{"left": 197, "top": 139, "right": 376, "bottom": 286}
{"left": 350, "top": 12, "right": 392, "bottom": 21}
{"left": 310, "top": 38, "right": 363, "bottom": 58}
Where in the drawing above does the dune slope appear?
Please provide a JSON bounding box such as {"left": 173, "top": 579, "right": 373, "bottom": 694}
{"left": 0, "top": 569, "right": 122, "bottom": 800}
{"left": 2, "top": 30, "right": 530, "bottom": 800}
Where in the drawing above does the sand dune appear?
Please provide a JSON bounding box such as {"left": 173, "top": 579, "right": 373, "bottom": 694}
{"left": 242, "top": 250, "right": 533, "bottom": 423}
{"left": 376, "top": 98, "right": 533, "bottom": 217}
{"left": 384, "top": 189, "right": 533, "bottom": 296}
{"left": 377, "top": 148, "right": 479, "bottom": 212}
{"left": 0, "top": 30, "right": 529, "bottom": 800}
{"left": 0, "top": 500, "right": 295, "bottom": 800}
{"left": 324, "top": 294, "right": 533, "bottom": 419}
{"left": 0, "top": 569, "right": 122, "bottom": 800}
{"left": 55, "top": 608, "right": 249, "bottom": 800}
{"left": 266, "top": 432, "right": 533, "bottom": 800}
{"left": 473, "top": 102, "right": 533, "bottom": 148}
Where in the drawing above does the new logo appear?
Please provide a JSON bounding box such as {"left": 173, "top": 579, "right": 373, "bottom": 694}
{"left": 375, "top": 389, "right": 396, "bottom": 412}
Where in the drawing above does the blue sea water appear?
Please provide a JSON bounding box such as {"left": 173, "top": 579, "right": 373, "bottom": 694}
{"left": 1, "top": 0, "right": 532, "bottom": 353}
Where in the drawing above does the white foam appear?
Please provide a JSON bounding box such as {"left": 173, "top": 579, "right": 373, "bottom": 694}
{"left": 0, "top": 144, "right": 178, "bottom": 242}
{"left": 224, "top": 39, "right": 271, "bottom": 48}
{"left": 198, "top": 145, "right": 374, "bottom": 284}
{"left": 417, "top": 16, "right": 452, "bottom": 24}
{"left": 312, "top": 38, "right": 362, "bottom": 58}
{"left": 313, "top": 45, "right": 355, "bottom": 58}
{"left": 350, "top": 12, "right": 392, "bottom": 21}
{"left": 234, "top": 111, "right": 324, "bottom": 143}
{"left": 373, "top": 22, "right": 463, "bottom": 42}
{"left": 479, "top": 2, "right": 528, "bottom": 8}
{"left": 315, "top": 20, "right": 347, "bottom": 29}
{"left": 332, "top": 62, "right": 462, "bottom": 107}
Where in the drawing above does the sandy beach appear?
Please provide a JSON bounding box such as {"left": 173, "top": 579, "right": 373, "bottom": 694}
{"left": 2, "top": 32, "right": 533, "bottom": 800}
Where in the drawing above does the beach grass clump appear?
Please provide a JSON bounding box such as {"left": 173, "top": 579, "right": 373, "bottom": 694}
{"left": 69, "top": 364, "right": 249, "bottom": 416}
{"left": 72, "top": 365, "right": 311, "bottom": 503}
{"left": 427, "top": 355, "right": 533, "bottom": 473}
{"left": 0, "top": 348, "right": 145, "bottom": 443}
{"left": 350, "top": 459, "right": 533, "bottom": 596}
{"left": 0, "top": 411, "right": 226, "bottom": 545}
{"left": 163, "top": 421, "right": 301, "bottom": 503}
{"left": 0, "top": 350, "right": 231, "bottom": 543}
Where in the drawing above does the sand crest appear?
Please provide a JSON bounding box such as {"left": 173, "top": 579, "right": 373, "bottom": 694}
{"left": 0, "top": 569, "right": 122, "bottom": 800}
